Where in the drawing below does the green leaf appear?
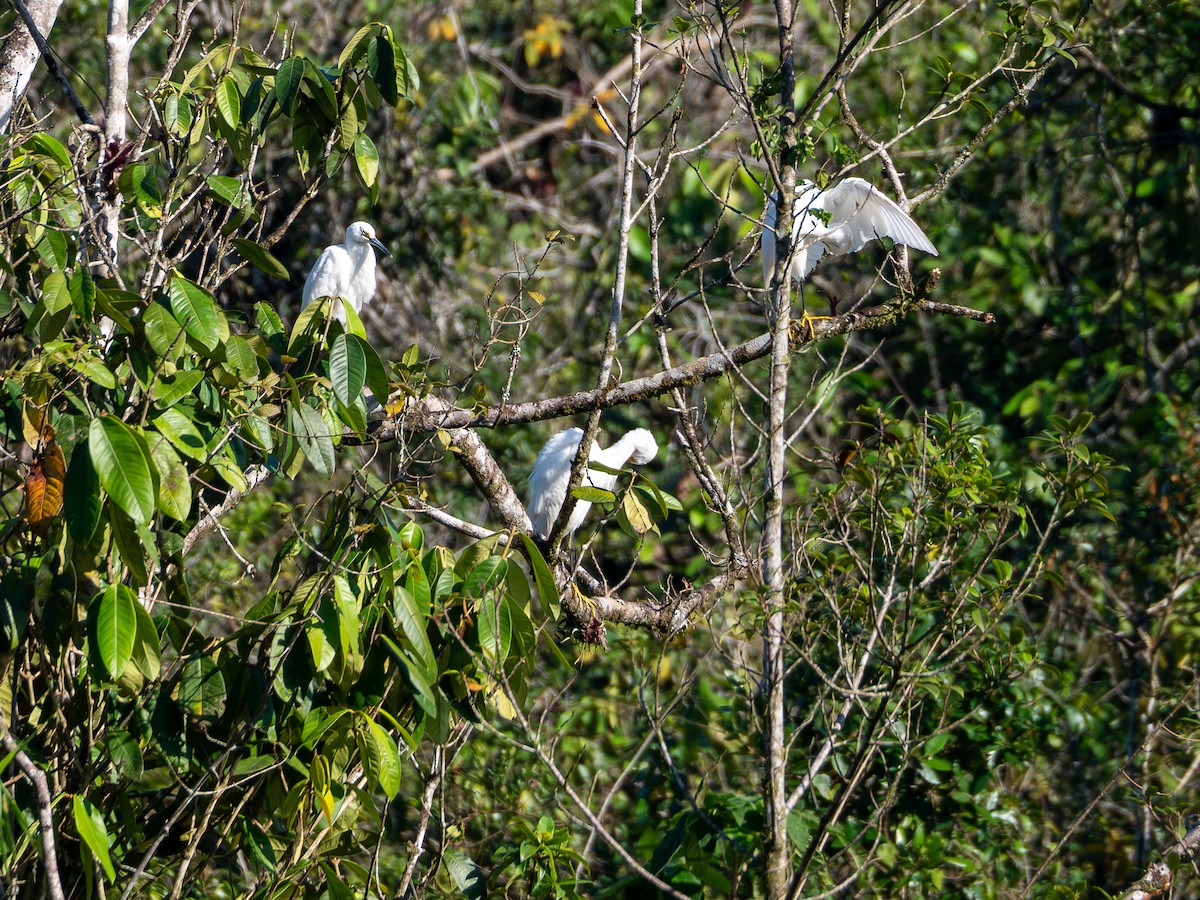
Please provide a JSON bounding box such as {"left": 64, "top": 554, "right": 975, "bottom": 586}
{"left": 224, "top": 334, "right": 259, "bottom": 383}
{"left": 572, "top": 486, "right": 616, "bottom": 504}
{"left": 255, "top": 301, "right": 285, "bottom": 339}
{"left": 63, "top": 440, "right": 102, "bottom": 544}
{"left": 152, "top": 408, "right": 207, "bottom": 461}
{"left": 465, "top": 556, "right": 507, "bottom": 597}
{"left": 330, "top": 333, "right": 367, "bottom": 407}
{"left": 68, "top": 269, "right": 96, "bottom": 319}
{"left": 382, "top": 636, "right": 439, "bottom": 719}
{"left": 353, "top": 132, "right": 379, "bottom": 188}
{"left": 231, "top": 237, "right": 289, "bottom": 280}
{"left": 205, "top": 174, "right": 248, "bottom": 208}
{"left": 520, "top": 534, "right": 560, "bottom": 620}
{"left": 292, "top": 112, "right": 323, "bottom": 175}
{"left": 393, "top": 586, "right": 436, "bottom": 681}
{"left": 216, "top": 75, "right": 241, "bottom": 127}
{"left": 367, "top": 35, "right": 398, "bottom": 105}
{"left": 131, "top": 601, "right": 162, "bottom": 682}
{"left": 167, "top": 276, "right": 222, "bottom": 351}
{"left": 179, "top": 654, "right": 226, "bottom": 717}
{"left": 275, "top": 57, "right": 305, "bottom": 115}
{"left": 152, "top": 370, "right": 206, "bottom": 408}
{"left": 90, "top": 584, "right": 138, "bottom": 680}
{"left": 120, "top": 164, "right": 162, "bottom": 218}
{"left": 336, "top": 99, "right": 360, "bottom": 150}
{"left": 89, "top": 417, "right": 156, "bottom": 525}
{"left": 476, "top": 596, "right": 512, "bottom": 664}
{"left": 26, "top": 132, "right": 71, "bottom": 168}
{"left": 303, "top": 59, "right": 338, "bottom": 119}
{"left": 142, "top": 302, "right": 186, "bottom": 359}
{"left": 339, "top": 23, "right": 382, "bottom": 68}
{"left": 357, "top": 714, "right": 402, "bottom": 800}
{"left": 147, "top": 433, "right": 192, "bottom": 522}
{"left": 289, "top": 400, "right": 335, "bottom": 477}
{"left": 41, "top": 271, "right": 70, "bottom": 314}
{"left": 73, "top": 795, "right": 116, "bottom": 882}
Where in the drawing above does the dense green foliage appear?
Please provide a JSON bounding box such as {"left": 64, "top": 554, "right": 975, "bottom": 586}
{"left": 0, "top": 0, "right": 1198, "bottom": 897}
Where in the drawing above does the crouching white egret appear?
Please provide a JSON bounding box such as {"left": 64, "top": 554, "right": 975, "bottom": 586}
{"left": 301, "top": 221, "right": 392, "bottom": 322}
{"left": 527, "top": 427, "right": 659, "bottom": 540}
{"left": 761, "top": 177, "right": 938, "bottom": 290}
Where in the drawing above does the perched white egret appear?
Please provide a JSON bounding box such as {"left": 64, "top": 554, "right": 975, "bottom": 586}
{"left": 761, "top": 177, "right": 938, "bottom": 289}
{"left": 527, "top": 427, "right": 659, "bottom": 540}
{"left": 301, "top": 221, "right": 392, "bottom": 322}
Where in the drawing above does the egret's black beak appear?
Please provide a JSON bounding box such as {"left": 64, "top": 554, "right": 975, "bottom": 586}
{"left": 368, "top": 236, "right": 392, "bottom": 258}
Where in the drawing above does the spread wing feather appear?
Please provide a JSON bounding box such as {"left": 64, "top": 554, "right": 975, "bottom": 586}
{"left": 818, "top": 177, "right": 939, "bottom": 257}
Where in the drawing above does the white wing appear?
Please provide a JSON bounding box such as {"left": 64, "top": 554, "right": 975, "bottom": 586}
{"left": 761, "top": 192, "right": 778, "bottom": 288}
{"left": 302, "top": 246, "right": 350, "bottom": 308}
{"left": 527, "top": 428, "right": 585, "bottom": 538}
{"left": 817, "top": 177, "right": 938, "bottom": 257}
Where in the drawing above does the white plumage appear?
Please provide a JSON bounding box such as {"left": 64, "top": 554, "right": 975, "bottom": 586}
{"left": 527, "top": 427, "right": 659, "bottom": 540}
{"left": 301, "top": 221, "right": 391, "bottom": 322}
{"left": 761, "top": 177, "right": 938, "bottom": 287}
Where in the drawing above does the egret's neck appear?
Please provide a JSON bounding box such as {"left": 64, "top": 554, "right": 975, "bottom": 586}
{"left": 608, "top": 433, "right": 643, "bottom": 465}
{"left": 349, "top": 241, "right": 376, "bottom": 271}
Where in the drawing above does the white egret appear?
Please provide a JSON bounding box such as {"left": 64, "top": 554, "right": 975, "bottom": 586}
{"left": 761, "top": 177, "right": 938, "bottom": 289}
{"left": 301, "top": 221, "right": 392, "bottom": 322}
{"left": 527, "top": 427, "right": 659, "bottom": 540}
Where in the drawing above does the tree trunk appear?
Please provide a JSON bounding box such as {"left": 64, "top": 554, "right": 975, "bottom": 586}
{"left": 763, "top": 0, "right": 798, "bottom": 895}
{"left": 100, "top": 0, "right": 131, "bottom": 271}
{"left": 0, "top": 0, "right": 65, "bottom": 133}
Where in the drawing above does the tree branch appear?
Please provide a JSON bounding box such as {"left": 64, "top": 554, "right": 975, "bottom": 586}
{"left": 367, "top": 271, "right": 971, "bottom": 439}
{"left": 1117, "top": 816, "right": 1200, "bottom": 900}
{"left": 3, "top": 0, "right": 89, "bottom": 127}
{"left": 0, "top": 712, "right": 65, "bottom": 900}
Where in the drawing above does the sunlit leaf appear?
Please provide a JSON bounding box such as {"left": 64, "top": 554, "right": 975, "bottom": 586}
{"left": 88, "top": 417, "right": 156, "bottom": 525}
{"left": 72, "top": 795, "right": 116, "bottom": 882}
{"left": 90, "top": 584, "right": 138, "bottom": 680}
{"left": 167, "top": 276, "right": 222, "bottom": 350}
{"left": 231, "top": 237, "right": 289, "bottom": 280}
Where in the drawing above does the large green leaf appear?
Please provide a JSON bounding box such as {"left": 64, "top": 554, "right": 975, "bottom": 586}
{"left": 152, "top": 408, "right": 207, "bottom": 461}
{"left": 72, "top": 795, "right": 116, "bottom": 881}
{"left": 90, "top": 584, "right": 138, "bottom": 680}
{"left": 231, "top": 238, "right": 289, "bottom": 280}
{"left": 179, "top": 655, "right": 226, "bottom": 717}
{"left": 275, "top": 57, "right": 305, "bottom": 115}
{"left": 330, "top": 333, "right": 367, "bottom": 407}
{"left": 152, "top": 370, "right": 205, "bottom": 408}
{"left": 356, "top": 714, "right": 402, "bottom": 801}
{"left": 367, "top": 35, "right": 398, "bottom": 105}
{"left": 63, "top": 440, "right": 102, "bottom": 544}
{"left": 146, "top": 433, "right": 192, "bottom": 522}
{"left": 476, "top": 595, "right": 512, "bottom": 664}
{"left": 142, "top": 301, "right": 186, "bottom": 359}
{"left": 216, "top": 75, "right": 241, "bottom": 128}
{"left": 130, "top": 601, "right": 161, "bottom": 682}
{"left": 520, "top": 534, "right": 561, "bottom": 620}
{"left": 167, "top": 276, "right": 222, "bottom": 351}
{"left": 353, "top": 133, "right": 379, "bottom": 201}
{"left": 289, "top": 400, "right": 335, "bottom": 477}
{"left": 88, "top": 417, "right": 156, "bottom": 525}
{"left": 362, "top": 339, "right": 390, "bottom": 405}
{"left": 392, "top": 586, "right": 435, "bottom": 682}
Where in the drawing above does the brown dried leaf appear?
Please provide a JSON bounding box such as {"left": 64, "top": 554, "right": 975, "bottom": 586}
{"left": 26, "top": 438, "right": 66, "bottom": 535}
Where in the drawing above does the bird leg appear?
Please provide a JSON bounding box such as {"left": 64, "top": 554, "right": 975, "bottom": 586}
{"left": 791, "top": 307, "right": 832, "bottom": 342}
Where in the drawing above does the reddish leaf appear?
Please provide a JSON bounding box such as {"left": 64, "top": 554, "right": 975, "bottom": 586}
{"left": 26, "top": 438, "right": 65, "bottom": 535}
